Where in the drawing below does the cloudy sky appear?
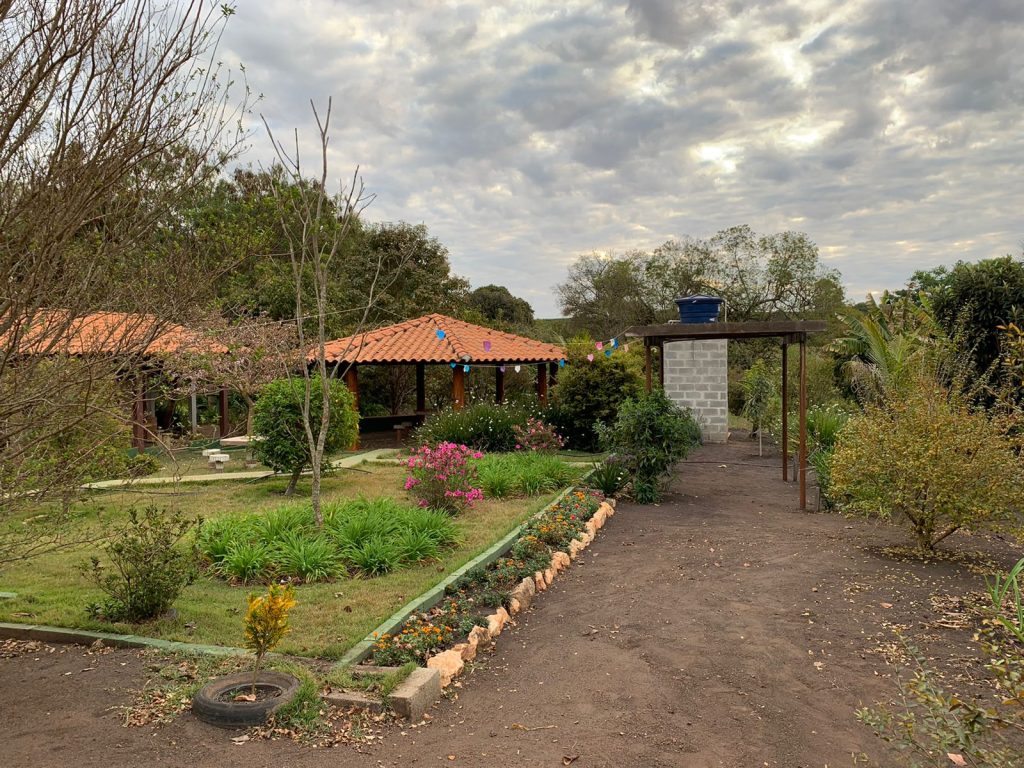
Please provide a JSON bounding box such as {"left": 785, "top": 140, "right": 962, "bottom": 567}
{"left": 222, "top": 0, "right": 1024, "bottom": 317}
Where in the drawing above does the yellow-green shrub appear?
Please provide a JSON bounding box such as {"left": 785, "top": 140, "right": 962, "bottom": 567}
{"left": 830, "top": 380, "right": 1023, "bottom": 551}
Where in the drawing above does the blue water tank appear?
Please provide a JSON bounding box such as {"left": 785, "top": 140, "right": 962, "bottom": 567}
{"left": 675, "top": 295, "right": 724, "bottom": 323}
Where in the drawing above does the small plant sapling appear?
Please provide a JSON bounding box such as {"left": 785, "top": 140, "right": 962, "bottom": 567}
{"left": 243, "top": 584, "right": 297, "bottom": 697}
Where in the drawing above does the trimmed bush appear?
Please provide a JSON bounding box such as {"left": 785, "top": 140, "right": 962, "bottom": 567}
{"left": 251, "top": 376, "right": 359, "bottom": 495}
{"left": 549, "top": 348, "right": 643, "bottom": 452}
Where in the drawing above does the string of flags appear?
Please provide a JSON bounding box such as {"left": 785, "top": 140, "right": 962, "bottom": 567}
{"left": 434, "top": 324, "right": 631, "bottom": 372}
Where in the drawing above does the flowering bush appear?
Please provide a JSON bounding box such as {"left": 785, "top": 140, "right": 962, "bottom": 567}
{"left": 404, "top": 443, "right": 484, "bottom": 514}
{"left": 512, "top": 417, "right": 565, "bottom": 452}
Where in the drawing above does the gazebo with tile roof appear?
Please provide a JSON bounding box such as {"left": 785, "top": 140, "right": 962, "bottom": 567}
{"left": 316, "top": 313, "right": 565, "bottom": 413}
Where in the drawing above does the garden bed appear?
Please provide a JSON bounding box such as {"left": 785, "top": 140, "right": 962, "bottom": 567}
{"left": 0, "top": 463, "right": 568, "bottom": 658}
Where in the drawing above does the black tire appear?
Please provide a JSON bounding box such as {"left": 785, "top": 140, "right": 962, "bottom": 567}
{"left": 192, "top": 671, "right": 301, "bottom": 728}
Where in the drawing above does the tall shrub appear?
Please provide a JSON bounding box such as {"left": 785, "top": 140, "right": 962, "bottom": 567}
{"left": 550, "top": 350, "right": 644, "bottom": 452}
{"left": 598, "top": 389, "right": 701, "bottom": 503}
{"left": 830, "top": 379, "right": 1022, "bottom": 551}
{"left": 741, "top": 358, "right": 778, "bottom": 456}
{"left": 252, "top": 376, "right": 358, "bottom": 496}
{"left": 414, "top": 402, "right": 534, "bottom": 452}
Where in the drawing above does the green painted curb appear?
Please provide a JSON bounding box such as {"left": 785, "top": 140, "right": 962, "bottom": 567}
{"left": 336, "top": 476, "right": 593, "bottom": 669}
{"left": 0, "top": 622, "right": 248, "bottom": 657}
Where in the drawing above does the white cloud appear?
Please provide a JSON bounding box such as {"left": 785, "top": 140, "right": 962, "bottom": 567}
{"left": 221, "top": 0, "right": 1024, "bottom": 315}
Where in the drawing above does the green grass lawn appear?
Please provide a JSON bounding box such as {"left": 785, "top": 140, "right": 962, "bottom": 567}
{"left": 0, "top": 463, "right": 559, "bottom": 658}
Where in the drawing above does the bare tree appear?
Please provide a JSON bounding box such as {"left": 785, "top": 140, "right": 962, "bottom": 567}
{"left": 0, "top": 0, "right": 248, "bottom": 563}
{"left": 264, "top": 100, "right": 405, "bottom": 525}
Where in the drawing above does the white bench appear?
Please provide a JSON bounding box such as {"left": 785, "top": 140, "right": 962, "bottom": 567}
{"left": 207, "top": 452, "right": 231, "bottom": 471}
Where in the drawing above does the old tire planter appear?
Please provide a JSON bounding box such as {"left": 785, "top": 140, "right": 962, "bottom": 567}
{"left": 192, "top": 671, "right": 301, "bottom": 728}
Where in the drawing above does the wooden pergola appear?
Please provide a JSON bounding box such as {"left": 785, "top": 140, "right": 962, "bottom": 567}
{"left": 625, "top": 320, "right": 827, "bottom": 511}
{"left": 317, "top": 314, "right": 566, "bottom": 415}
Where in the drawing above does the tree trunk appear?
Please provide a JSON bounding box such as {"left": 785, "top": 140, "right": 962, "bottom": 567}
{"left": 245, "top": 398, "right": 256, "bottom": 464}
{"left": 758, "top": 420, "right": 763, "bottom": 457}
{"left": 285, "top": 466, "right": 301, "bottom": 496}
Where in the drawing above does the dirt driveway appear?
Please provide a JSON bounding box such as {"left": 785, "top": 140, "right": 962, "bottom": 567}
{"left": 3, "top": 440, "right": 1018, "bottom": 768}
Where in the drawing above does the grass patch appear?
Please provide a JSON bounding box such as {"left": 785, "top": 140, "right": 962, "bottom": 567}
{"left": 473, "top": 452, "right": 585, "bottom": 498}
{"left": 326, "top": 661, "right": 417, "bottom": 701}
{"left": 0, "top": 465, "right": 558, "bottom": 658}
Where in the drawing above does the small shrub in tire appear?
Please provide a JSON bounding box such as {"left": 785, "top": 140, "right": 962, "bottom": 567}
{"left": 192, "top": 671, "right": 301, "bottom": 728}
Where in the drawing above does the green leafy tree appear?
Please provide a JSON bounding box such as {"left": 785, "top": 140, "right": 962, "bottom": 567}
{"left": 598, "top": 389, "right": 701, "bottom": 503}
{"left": 548, "top": 339, "right": 644, "bottom": 452}
{"left": 468, "top": 284, "right": 535, "bottom": 327}
{"left": 557, "top": 226, "right": 844, "bottom": 339}
{"left": 251, "top": 376, "right": 358, "bottom": 495}
{"left": 830, "top": 378, "right": 1023, "bottom": 551}
{"left": 928, "top": 255, "right": 1024, "bottom": 382}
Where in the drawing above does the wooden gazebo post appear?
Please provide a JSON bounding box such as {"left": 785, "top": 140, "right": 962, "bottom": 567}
{"left": 495, "top": 365, "right": 505, "bottom": 404}
{"left": 452, "top": 366, "right": 466, "bottom": 410}
{"left": 343, "top": 365, "right": 359, "bottom": 412}
{"left": 415, "top": 362, "right": 426, "bottom": 413}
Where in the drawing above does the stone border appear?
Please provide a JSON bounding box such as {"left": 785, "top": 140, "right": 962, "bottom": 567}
{"left": 336, "top": 481, "right": 587, "bottom": 667}
{"left": 424, "top": 499, "right": 616, "bottom": 688}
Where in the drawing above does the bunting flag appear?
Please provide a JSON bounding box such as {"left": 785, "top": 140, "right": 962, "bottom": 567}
{"left": 604, "top": 349, "right": 612, "bottom": 357}
{"left": 514, "top": 365, "right": 521, "bottom": 373}
{"left": 436, "top": 329, "right": 446, "bottom": 339}
{"left": 483, "top": 340, "right": 492, "bottom": 352}
{"left": 463, "top": 364, "right": 470, "bottom": 372}
{"left": 595, "top": 340, "right": 604, "bottom": 350}
{"left": 611, "top": 338, "right": 619, "bottom": 348}
{"left": 559, "top": 358, "right": 566, "bottom": 368}
{"left": 499, "top": 365, "right": 506, "bottom": 373}
{"left": 449, "top": 362, "right": 457, "bottom": 368}
{"left": 586, "top": 353, "right": 594, "bottom": 362}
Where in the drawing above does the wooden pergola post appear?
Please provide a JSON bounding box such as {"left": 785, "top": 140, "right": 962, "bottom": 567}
{"left": 798, "top": 335, "right": 808, "bottom": 511}
{"left": 548, "top": 361, "right": 558, "bottom": 386}
{"left": 657, "top": 341, "right": 665, "bottom": 389}
{"left": 452, "top": 366, "right": 466, "bottom": 410}
{"left": 415, "top": 362, "right": 426, "bottom": 413}
{"left": 536, "top": 363, "right": 549, "bottom": 406}
{"left": 218, "top": 387, "right": 229, "bottom": 439}
{"left": 343, "top": 365, "right": 359, "bottom": 412}
{"left": 495, "top": 365, "right": 505, "bottom": 404}
{"left": 644, "top": 340, "right": 653, "bottom": 393}
{"left": 781, "top": 339, "right": 789, "bottom": 482}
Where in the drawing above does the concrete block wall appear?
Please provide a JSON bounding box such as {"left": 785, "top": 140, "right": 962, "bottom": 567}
{"left": 663, "top": 339, "right": 729, "bottom": 444}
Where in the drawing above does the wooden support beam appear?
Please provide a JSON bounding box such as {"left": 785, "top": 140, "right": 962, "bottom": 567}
{"left": 799, "top": 336, "right": 808, "bottom": 510}
{"left": 452, "top": 366, "right": 465, "bottom": 410}
{"left": 549, "top": 361, "right": 558, "bottom": 385}
{"left": 343, "top": 365, "right": 359, "bottom": 412}
{"left": 416, "top": 362, "right": 426, "bottom": 413}
{"left": 495, "top": 365, "right": 505, "bottom": 404}
{"left": 781, "top": 340, "right": 789, "bottom": 482}
{"left": 644, "top": 341, "right": 653, "bottom": 393}
{"left": 657, "top": 341, "right": 665, "bottom": 389}
{"left": 536, "top": 363, "right": 548, "bottom": 406}
{"left": 131, "top": 376, "right": 147, "bottom": 451}
{"left": 218, "top": 387, "right": 229, "bottom": 439}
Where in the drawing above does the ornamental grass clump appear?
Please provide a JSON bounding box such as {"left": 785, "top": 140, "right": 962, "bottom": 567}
{"left": 404, "top": 442, "right": 484, "bottom": 514}
{"left": 243, "top": 584, "right": 296, "bottom": 696}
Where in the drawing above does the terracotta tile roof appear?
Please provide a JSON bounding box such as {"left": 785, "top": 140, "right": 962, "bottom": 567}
{"left": 4, "top": 310, "right": 227, "bottom": 357}
{"left": 316, "top": 313, "right": 565, "bottom": 365}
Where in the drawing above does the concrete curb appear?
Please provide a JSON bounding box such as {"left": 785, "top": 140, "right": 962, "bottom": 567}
{"left": 336, "top": 481, "right": 586, "bottom": 668}
{"left": 0, "top": 622, "right": 248, "bottom": 656}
